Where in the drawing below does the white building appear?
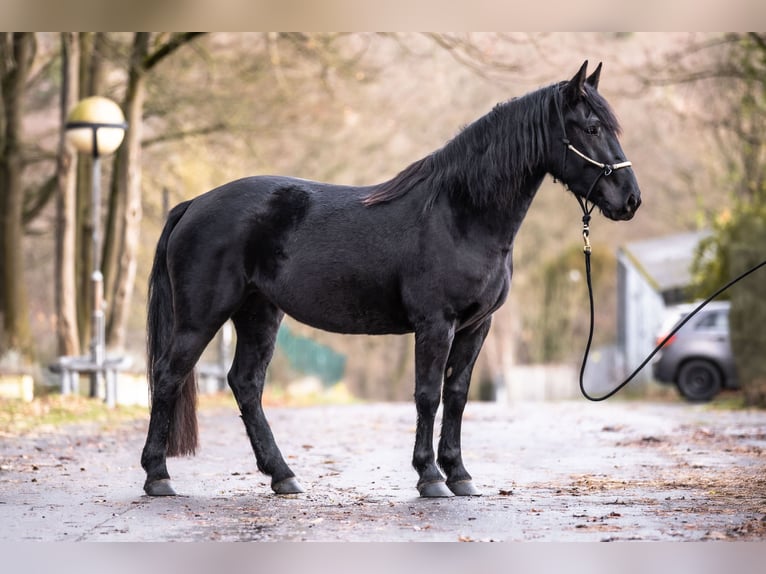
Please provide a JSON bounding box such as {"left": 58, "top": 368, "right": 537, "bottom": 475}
{"left": 616, "top": 230, "right": 710, "bottom": 383}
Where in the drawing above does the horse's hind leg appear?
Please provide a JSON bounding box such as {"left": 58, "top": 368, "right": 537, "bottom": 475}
{"left": 142, "top": 328, "right": 219, "bottom": 496}
{"left": 228, "top": 294, "right": 302, "bottom": 494}
{"left": 142, "top": 277, "right": 242, "bottom": 496}
{"left": 437, "top": 318, "right": 491, "bottom": 496}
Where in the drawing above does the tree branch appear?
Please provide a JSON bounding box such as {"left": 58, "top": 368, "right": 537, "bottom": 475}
{"left": 423, "top": 33, "right": 523, "bottom": 80}
{"left": 23, "top": 174, "right": 56, "bottom": 226}
{"left": 143, "top": 32, "right": 205, "bottom": 71}
{"left": 141, "top": 121, "right": 227, "bottom": 148}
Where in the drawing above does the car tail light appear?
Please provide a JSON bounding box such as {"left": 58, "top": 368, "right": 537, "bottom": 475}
{"left": 656, "top": 334, "right": 676, "bottom": 348}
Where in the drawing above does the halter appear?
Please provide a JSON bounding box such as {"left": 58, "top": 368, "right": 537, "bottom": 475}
{"left": 552, "top": 88, "right": 632, "bottom": 252}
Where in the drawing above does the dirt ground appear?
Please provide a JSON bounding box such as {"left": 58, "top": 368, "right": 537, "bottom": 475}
{"left": 1, "top": 399, "right": 766, "bottom": 542}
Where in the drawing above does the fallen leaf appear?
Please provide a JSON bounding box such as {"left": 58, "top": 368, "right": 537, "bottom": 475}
{"left": 640, "top": 436, "right": 662, "bottom": 444}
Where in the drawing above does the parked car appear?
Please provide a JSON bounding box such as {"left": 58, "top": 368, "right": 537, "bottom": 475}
{"left": 652, "top": 301, "right": 738, "bottom": 402}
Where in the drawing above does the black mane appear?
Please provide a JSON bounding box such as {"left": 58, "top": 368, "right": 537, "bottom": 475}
{"left": 363, "top": 82, "right": 620, "bottom": 210}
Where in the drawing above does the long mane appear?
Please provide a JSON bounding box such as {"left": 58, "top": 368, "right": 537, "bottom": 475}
{"left": 363, "top": 81, "right": 620, "bottom": 211}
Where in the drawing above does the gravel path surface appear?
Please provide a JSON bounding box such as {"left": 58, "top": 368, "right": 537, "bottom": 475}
{"left": 2, "top": 400, "right": 766, "bottom": 542}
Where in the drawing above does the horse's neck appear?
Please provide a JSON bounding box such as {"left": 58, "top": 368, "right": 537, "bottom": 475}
{"left": 447, "top": 169, "right": 547, "bottom": 248}
{"left": 507, "top": 172, "right": 546, "bottom": 233}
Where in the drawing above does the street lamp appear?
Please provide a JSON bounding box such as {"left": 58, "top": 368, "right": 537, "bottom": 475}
{"left": 65, "top": 96, "right": 128, "bottom": 401}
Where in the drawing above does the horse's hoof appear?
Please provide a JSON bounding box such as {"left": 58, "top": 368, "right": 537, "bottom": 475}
{"left": 272, "top": 476, "right": 304, "bottom": 495}
{"left": 447, "top": 480, "right": 482, "bottom": 496}
{"left": 144, "top": 478, "right": 177, "bottom": 497}
{"left": 418, "top": 481, "right": 454, "bottom": 498}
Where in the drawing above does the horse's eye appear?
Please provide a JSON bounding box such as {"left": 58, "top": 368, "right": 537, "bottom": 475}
{"left": 585, "top": 125, "right": 600, "bottom": 136}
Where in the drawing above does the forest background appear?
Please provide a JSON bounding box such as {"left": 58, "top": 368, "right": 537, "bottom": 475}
{"left": 1, "top": 32, "right": 764, "bottom": 403}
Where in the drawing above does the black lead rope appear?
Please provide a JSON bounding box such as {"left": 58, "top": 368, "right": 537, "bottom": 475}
{"left": 578, "top": 217, "right": 766, "bottom": 402}
{"left": 550, "top": 86, "right": 766, "bottom": 400}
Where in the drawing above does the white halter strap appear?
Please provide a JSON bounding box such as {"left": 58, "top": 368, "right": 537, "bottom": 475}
{"left": 566, "top": 144, "right": 632, "bottom": 175}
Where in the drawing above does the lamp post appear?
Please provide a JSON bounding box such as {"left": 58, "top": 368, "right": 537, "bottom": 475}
{"left": 65, "top": 96, "right": 127, "bottom": 400}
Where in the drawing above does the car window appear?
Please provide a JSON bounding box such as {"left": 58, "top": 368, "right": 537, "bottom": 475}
{"left": 694, "top": 310, "right": 728, "bottom": 331}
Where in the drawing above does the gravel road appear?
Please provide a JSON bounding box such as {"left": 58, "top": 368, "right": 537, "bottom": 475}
{"left": 2, "top": 400, "right": 766, "bottom": 542}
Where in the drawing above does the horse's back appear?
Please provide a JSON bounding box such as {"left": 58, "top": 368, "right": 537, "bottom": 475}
{"left": 168, "top": 175, "right": 371, "bottom": 252}
{"left": 165, "top": 175, "right": 418, "bottom": 334}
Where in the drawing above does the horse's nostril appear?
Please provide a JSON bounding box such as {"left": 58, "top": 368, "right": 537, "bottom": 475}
{"left": 627, "top": 193, "right": 640, "bottom": 211}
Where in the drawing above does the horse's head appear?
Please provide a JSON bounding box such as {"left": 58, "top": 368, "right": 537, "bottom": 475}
{"left": 551, "top": 61, "right": 641, "bottom": 221}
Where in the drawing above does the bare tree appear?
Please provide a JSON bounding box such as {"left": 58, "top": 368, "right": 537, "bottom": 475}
{"left": 105, "top": 33, "right": 204, "bottom": 349}
{"left": 0, "top": 33, "right": 36, "bottom": 356}
{"left": 661, "top": 33, "right": 766, "bottom": 406}
{"left": 54, "top": 33, "right": 80, "bottom": 356}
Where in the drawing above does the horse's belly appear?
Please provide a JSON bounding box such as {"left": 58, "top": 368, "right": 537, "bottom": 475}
{"left": 266, "top": 275, "right": 413, "bottom": 335}
{"left": 281, "top": 302, "right": 413, "bottom": 335}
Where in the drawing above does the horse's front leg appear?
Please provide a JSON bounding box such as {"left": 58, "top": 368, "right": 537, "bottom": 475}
{"left": 412, "top": 319, "right": 456, "bottom": 497}
{"left": 438, "top": 318, "right": 491, "bottom": 496}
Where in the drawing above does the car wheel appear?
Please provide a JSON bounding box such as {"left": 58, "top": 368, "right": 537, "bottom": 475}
{"left": 676, "top": 359, "right": 723, "bottom": 402}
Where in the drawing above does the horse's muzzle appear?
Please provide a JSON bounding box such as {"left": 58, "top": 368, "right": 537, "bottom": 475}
{"left": 618, "top": 191, "right": 641, "bottom": 220}
{"left": 603, "top": 191, "right": 641, "bottom": 221}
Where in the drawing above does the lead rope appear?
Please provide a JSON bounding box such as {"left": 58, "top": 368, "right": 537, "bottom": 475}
{"left": 578, "top": 221, "right": 766, "bottom": 402}
{"left": 550, "top": 87, "right": 764, "bottom": 399}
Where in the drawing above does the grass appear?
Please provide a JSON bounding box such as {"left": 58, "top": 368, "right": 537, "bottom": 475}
{"left": 1, "top": 383, "right": 757, "bottom": 439}
{"left": 0, "top": 395, "right": 148, "bottom": 436}
{"left": 0, "top": 382, "right": 359, "bottom": 437}
{"left": 706, "top": 393, "right": 751, "bottom": 411}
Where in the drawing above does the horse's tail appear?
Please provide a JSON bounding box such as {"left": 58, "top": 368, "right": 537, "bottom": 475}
{"left": 147, "top": 199, "right": 198, "bottom": 457}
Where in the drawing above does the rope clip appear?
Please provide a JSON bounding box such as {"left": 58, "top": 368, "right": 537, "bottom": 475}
{"left": 582, "top": 223, "right": 591, "bottom": 254}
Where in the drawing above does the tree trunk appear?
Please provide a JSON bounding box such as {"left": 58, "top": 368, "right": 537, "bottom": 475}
{"left": 106, "top": 77, "right": 145, "bottom": 349}
{"left": 105, "top": 33, "right": 148, "bottom": 349}
{"left": 99, "top": 33, "right": 125, "bottom": 325}
{"left": 101, "top": 147, "right": 124, "bottom": 326}
{"left": 105, "top": 33, "right": 204, "bottom": 349}
{"left": 54, "top": 32, "right": 81, "bottom": 357}
{"left": 74, "top": 33, "right": 107, "bottom": 352}
{"left": 0, "top": 33, "right": 35, "bottom": 356}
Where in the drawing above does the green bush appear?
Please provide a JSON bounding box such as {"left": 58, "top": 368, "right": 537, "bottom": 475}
{"left": 693, "top": 204, "right": 766, "bottom": 406}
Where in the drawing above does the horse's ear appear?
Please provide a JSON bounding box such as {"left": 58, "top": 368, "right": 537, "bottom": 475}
{"left": 565, "top": 60, "right": 588, "bottom": 102}
{"left": 586, "top": 62, "right": 602, "bottom": 91}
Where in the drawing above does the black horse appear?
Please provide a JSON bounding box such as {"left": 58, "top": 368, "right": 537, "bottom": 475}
{"left": 141, "top": 61, "right": 640, "bottom": 498}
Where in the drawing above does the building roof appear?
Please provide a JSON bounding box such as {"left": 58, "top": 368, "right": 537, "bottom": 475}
{"left": 619, "top": 230, "right": 710, "bottom": 293}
